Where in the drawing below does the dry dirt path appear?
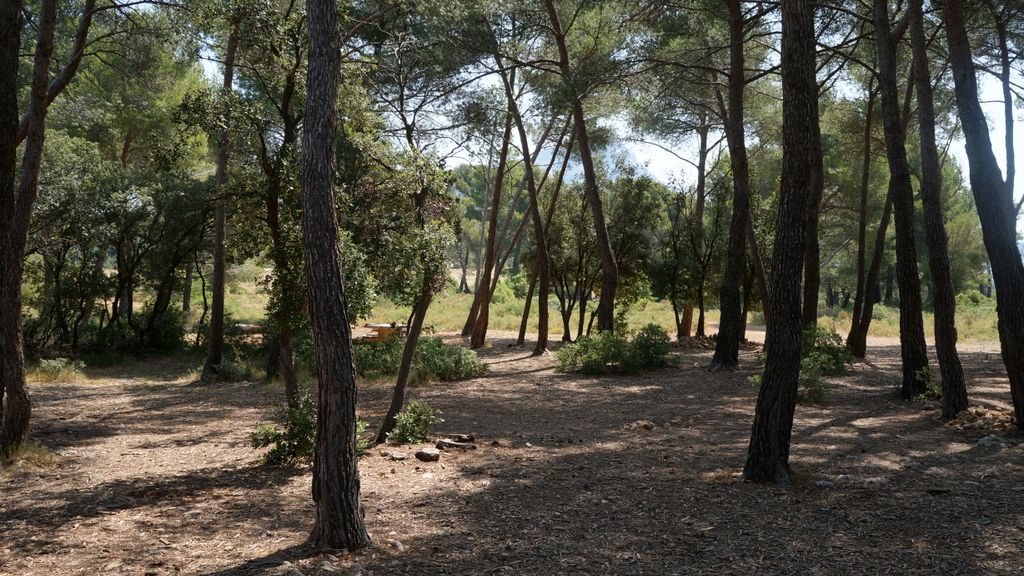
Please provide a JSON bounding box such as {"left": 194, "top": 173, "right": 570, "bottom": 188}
{"left": 2, "top": 337, "right": 1023, "bottom": 575}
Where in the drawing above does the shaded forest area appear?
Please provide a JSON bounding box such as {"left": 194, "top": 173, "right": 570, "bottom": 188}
{"left": 1, "top": 0, "right": 1023, "bottom": 574}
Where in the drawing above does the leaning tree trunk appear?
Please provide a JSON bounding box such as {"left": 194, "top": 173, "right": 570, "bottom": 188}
{"left": 743, "top": 0, "right": 817, "bottom": 486}
{"left": 545, "top": 0, "right": 618, "bottom": 332}
{"left": 469, "top": 113, "right": 513, "bottom": 349}
{"left": 847, "top": 189, "right": 893, "bottom": 357}
{"left": 942, "top": 0, "right": 1024, "bottom": 428}
{"left": 709, "top": 0, "right": 751, "bottom": 371}
{"left": 201, "top": 24, "right": 238, "bottom": 383}
{"left": 497, "top": 56, "right": 551, "bottom": 355}
{"left": 910, "top": 0, "right": 967, "bottom": 418}
{"left": 302, "top": 0, "right": 370, "bottom": 549}
{"left": 0, "top": 0, "right": 55, "bottom": 456}
{"left": 874, "top": 0, "right": 930, "bottom": 398}
{"left": 181, "top": 259, "right": 193, "bottom": 318}
{"left": 375, "top": 276, "right": 433, "bottom": 444}
{"left": 849, "top": 82, "right": 876, "bottom": 338}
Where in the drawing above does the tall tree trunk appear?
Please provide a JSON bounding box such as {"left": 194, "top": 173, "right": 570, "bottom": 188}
{"left": 692, "top": 126, "right": 709, "bottom": 338}
{"left": 496, "top": 54, "right": 550, "bottom": 354}
{"left": 874, "top": 0, "right": 930, "bottom": 398}
{"left": 743, "top": 0, "right": 817, "bottom": 485}
{"left": 910, "top": 0, "right": 967, "bottom": 417}
{"left": 302, "top": 0, "right": 370, "bottom": 549}
{"left": 747, "top": 218, "right": 771, "bottom": 330}
{"left": 0, "top": 0, "right": 55, "bottom": 456}
{"left": 801, "top": 77, "right": 825, "bottom": 327}
{"left": 544, "top": 0, "right": 618, "bottom": 332}
{"left": 850, "top": 81, "right": 877, "bottom": 337}
{"left": 710, "top": 0, "right": 751, "bottom": 371}
{"left": 469, "top": 112, "right": 513, "bottom": 349}
{"left": 516, "top": 270, "right": 537, "bottom": 346}
{"left": 848, "top": 189, "right": 894, "bottom": 357}
{"left": 986, "top": 6, "right": 1015, "bottom": 214}
{"left": 375, "top": 277, "right": 432, "bottom": 444}
{"left": 942, "top": 0, "right": 1024, "bottom": 428}
{"left": 201, "top": 24, "right": 238, "bottom": 382}
{"left": 182, "top": 259, "right": 193, "bottom": 318}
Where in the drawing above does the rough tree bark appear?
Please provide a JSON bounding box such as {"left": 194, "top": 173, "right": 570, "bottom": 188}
{"left": 801, "top": 69, "right": 825, "bottom": 328}
{"left": 743, "top": 0, "right": 817, "bottom": 485}
{"left": 201, "top": 23, "right": 238, "bottom": 383}
{"left": 544, "top": 0, "right": 618, "bottom": 332}
{"left": 941, "top": 0, "right": 1024, "bottom": 428}
{"left": 709, "top": 0, "right": 751, "bottom": 371}
{"left": 302, "top": 0, "right": 370, "bottom": 549}
{"left": 910, "top": 0, "right": 967, "bottom": 417}
{"left": 1, "top": 0, "right": 56, "bottom": 456}
{"left": 873, "top": 0, "right": 930, "bottom": 398}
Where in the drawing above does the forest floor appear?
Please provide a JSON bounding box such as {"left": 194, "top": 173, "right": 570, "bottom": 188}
{"left": 2, "top": 331, "right": 1023, "bottom": 575}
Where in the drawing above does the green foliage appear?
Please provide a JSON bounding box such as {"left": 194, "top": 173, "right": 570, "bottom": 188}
{"left": 353, "top": 337, "right": 486, "bottom": 383}
{"left": 251, "top": 392, "right": 317, "bottom": 465}
{"left": 388, "top": 400, "right": 444, "bottom": 445}
{"left": 918, "top": 367, "right": 942, "bottom": 401}
{"left": 556, "top": 324, "right": 671, "bottom": 375}
{"left": 413, "top": 337, "right": 488, "bottom": 382}
{"left": 32, "top": 357, "right": 86, "bottom": 382}
{"left": 252, "top": 391, "right": 371, "bottom": 465}
{"left": 353, "top": 336, "right": 404, "bottom": 378}
{"left": 801, "top": 325, "right": 852, "bottom": 377}
{"left": 632, "top": 324, "right": 672, "bottom": 368}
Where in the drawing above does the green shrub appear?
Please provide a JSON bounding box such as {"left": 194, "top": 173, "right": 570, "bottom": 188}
{"left": 798, "top": 357, "right": 827, "bottom": 404}
{"left": 918, "top": 366, "right": 941, "bottom": 400}
{"left": 632, "top": 324, "right": 671, "bottom": 368}
{"left": 32, "top": 357, "right": 86, "bottom": 382}
{"left": 353, "top": 336, "right": 486, "bottom": 383}
{"left": 251, "top": 392, "right": 317, "bottom": 465}
{"left": 414, "top": 337, "right": 487, "bottom": 382}
{"left": 251, "top": 391, "right": 370, "bottom": 465}
{"left": 388, "top": 400, "right": 444, "bottom": 444}
{"left": 801, "top": 324, "right": 852, "bottom": 376}
{"left": 353, "top": 336, "right": 403, "bottom": 378}
{"left": 556, "top": 324, "right": 671, "bottom": 375}
{"left": 490, "top": 280, "right": 516, "bottom": 304}
{"left": 506, "top": 272, "right": 529, "bottom": 299}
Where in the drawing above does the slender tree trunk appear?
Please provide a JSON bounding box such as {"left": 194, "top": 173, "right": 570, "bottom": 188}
{"left": 545, "top": 0, "right": 618, "bottom": 332}
{"left": 710, "top": 0, "right": 750, "bottom": 371}
{"left": 850, "top": 82, "right": 877, "bottom": 336}
{"left": 874, "top": 0, "right": 930, "bottom": 398}
{"left": 987, "top": 9, "right": 1015, "bottom": 213}
{"left": 942, "top": 0, "right": 1024, "bottom": 428}
{"left": 910, "top": 0, "right": 967, "bottom": 417}
{"left": 747, "top": 218, "right": 770, "bottom": 330}
{"left": 201, "top": 24, "right": 238, "bottom": 382}
{"left": 516, "top": 271, "right": 537, "bottom": 346}
{"left": 302, "top": 0, "right": 370, "bottom": 549}
{"left": 801, "top": 79, "right": 825, "bottom": 328}
{"left": 376, "top": 278, "right": 432, "bottom": 444}
{"left": 743, "top": 0, "right": 817, "bottom": 485}
{"left": 469, "top": 112, "right": 513, "bottom": 349}
{"left": 847, "top": 189, "right": 893, "bottom": 357}
{"left": 0, "top": 0, "right": 55, "bottom": 456}
{"left": 497, "top": 54, "right": 550, "bottom": 354}
{"left": 182, "top": 259, "right": 193, "bottom": 318}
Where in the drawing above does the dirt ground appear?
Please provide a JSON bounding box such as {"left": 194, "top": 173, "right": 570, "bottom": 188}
{"left": 2, "top": 331, "right": 1023, "bottom": 575}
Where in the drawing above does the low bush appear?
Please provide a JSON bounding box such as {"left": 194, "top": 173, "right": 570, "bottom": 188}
{"left": 388, "top": 400, "right": 444, "bottom": 444}
{"left": 748, "top": 325, "right": 852, "bottom": 404}
{"left": 32, "top": 357, "right": 86, "bottom": 382}
{"left": 251, "top": 391, "right": 370, "bottom": 465}
{"left": 556, "top": 323, "right": 671, "bottom": 374}
{"left": 353, "top": 336, "right": 486, "bottom": 383}
{"left": 413, "top": 337, "right": 487, "bottom": 382}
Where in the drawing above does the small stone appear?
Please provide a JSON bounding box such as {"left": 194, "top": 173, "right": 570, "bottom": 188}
{"left": 415, "top": 448, "right": 441, "bottom": 462}
{"left": 977, "top": 434, "right": 1008, "bottom": 448}
{"left": 388, "top": 451, "right": 409, "bottom": 461}
{"left": 320, "top": 560, "right": 337, "bottom": 573}
{"left": 388, "top": 539, "right": 406, "bottom": 553}
{"left": 815, "top": 480, "right": 834, "bottom": 489}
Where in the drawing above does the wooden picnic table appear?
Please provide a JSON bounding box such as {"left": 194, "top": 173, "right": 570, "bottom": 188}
{"left": 360, "top": 323, "right": 408, "bottom": 342}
